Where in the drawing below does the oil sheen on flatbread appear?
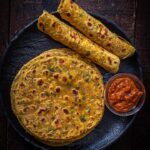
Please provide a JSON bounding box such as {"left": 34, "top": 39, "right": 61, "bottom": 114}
{"left": 58, "top": 0, "right": 135, "bottom": 59}
{"left": 37, "top": 11, "right": 120, "bottom": 73}
{"left": 11, "top": 48, "right": 104, "bottom": 146}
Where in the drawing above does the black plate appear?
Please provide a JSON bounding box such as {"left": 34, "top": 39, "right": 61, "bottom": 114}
{"left": 0, "top": 12, "right": 142, "bottom": 150}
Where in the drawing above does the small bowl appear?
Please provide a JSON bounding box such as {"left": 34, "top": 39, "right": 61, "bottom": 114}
{"left": 105, "top": 73, "right": 146, "bottom": 116}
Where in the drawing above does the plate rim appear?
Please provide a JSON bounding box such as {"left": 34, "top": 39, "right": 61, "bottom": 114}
{"left": 0, "top": 11, "right": 143, "bottom": 150}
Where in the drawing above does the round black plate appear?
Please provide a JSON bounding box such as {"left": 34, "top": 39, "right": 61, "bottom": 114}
{"left": 0, "top": 12, "right": 142, "bottom": 150}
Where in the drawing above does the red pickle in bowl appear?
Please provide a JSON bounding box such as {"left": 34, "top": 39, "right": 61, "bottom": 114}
{"left": 105, "top": 73, "right": 146, "bottom": 116}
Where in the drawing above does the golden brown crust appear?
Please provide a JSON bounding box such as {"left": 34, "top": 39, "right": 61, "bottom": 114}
{"left": 11, "top": 48, "right": 104, "bottom": 146}
{"left": 58, "top": 0, "right": 135, "bottom": 59}
{"left": 37, "top": 11, "right": 120, "bottom": 73}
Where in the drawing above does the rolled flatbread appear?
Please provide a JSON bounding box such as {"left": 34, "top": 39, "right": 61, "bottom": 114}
{"left": 58, "top": 0, "right": 135, "bottom": 59}
{"left": 37, "top": 11, "right": 120, "bottom": 73}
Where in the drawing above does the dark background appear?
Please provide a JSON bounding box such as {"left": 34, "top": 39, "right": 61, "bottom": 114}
{"left": 0, "top": 0, "right": 150, "bottom": 150}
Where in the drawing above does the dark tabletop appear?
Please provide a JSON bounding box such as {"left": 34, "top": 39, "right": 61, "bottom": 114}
{"left": 0, "top": 0, "right": 150, "bottom": 150}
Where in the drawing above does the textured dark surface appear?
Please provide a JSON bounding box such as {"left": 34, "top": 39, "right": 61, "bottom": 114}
{"left": 0, "top": 0, "right": 150, "bottom": 150}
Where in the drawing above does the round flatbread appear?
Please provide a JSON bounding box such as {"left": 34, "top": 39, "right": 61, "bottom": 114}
{"left": 11, "top": 48, "right": 104, "bottom": 146}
